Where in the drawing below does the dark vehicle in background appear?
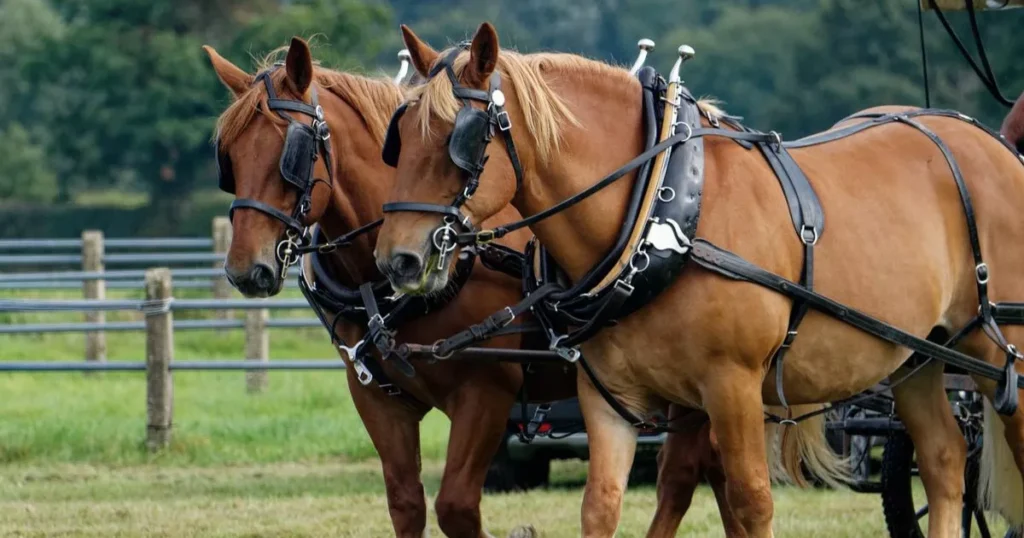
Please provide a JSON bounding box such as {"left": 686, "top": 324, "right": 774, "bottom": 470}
{"left": 485, "top": 398, "right": 665, "bottom": 492}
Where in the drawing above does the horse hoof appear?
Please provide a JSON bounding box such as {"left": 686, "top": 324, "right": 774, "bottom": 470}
{"left": 507, "top": 525, "right": 538, "bottom": 538}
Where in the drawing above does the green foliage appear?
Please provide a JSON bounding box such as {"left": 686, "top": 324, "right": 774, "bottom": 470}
{"left": 0, "top": 0, "right": 1022, "bottom": 233}
{"left": 0, "top": 123, "right": 58, "bottom": 203}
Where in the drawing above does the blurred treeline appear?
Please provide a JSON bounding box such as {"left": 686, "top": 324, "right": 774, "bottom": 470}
{"left": 0, "top": 0, "right": 1020, "bottom": 236}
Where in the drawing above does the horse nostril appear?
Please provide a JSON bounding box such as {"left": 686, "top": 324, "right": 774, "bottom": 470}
{"left": 249, "top": 262, "right": 277, "bottom": 290}
{"left": 391, "top": 252, "right": 423, "bottom": 280}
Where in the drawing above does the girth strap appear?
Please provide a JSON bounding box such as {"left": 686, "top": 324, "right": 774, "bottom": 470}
{"left": 754, "top": 139, "right": 823, "bottom": 410}
{"left": 578, "top": 353, "right": 662, "bottom": 430}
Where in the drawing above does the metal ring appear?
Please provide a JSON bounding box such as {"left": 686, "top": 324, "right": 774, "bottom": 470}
{"left": 629, "top": 250, "right": 651, "bottom": 273}
{"left": 675, "top": 121, "right": 693, "bottom": 142}
{"left": 431, "top": 338, "right": 455, "bottom": 360}
{"left": 658, "top": 186, "right": 676, "bottom": 203}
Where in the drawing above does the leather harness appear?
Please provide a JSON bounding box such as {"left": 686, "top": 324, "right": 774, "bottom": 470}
{"left": 419, "top": 62, "right": 1024, "bottom": 430}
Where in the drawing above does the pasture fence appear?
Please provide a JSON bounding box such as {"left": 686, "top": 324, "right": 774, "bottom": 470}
{"left": 0, "top": 217, "right": 245, "bottom": 362}
{"left": 0, "top": 267, "right": 339, "bottom": 451}
{"left": 0, "top": 267, "right": 556, "bottom": 451}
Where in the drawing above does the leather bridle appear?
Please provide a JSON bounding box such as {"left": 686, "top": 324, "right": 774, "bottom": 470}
{"left": 216, "top": 64, "right": 343, "bottom": 283}
{"left": 381, "top": 44, "right": 525, "bottom": 270}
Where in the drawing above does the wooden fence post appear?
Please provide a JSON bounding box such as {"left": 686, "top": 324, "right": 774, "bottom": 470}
{"left": 245, "top": 309, "right": 269, "bottom": 393}
{"left": 82, "top": 230, "right": 106, "bottom": 363}
{"left": 212, "top": 217, "right": 232, "bottom": 319}
{"left": 145, "top": 268, "right": 174, "bottom": 451}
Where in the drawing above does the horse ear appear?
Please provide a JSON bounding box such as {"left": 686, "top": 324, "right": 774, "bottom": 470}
{"left": 203, "top": 45, "right": 252, "bottom": 97}
{"left": 466, "top": 22, "right": 499, "bottom": 86}
{"left": 401, "top": 24, "right": 439, "bottom": 77}
{"left": 285, "top": 37, "right": 314, "bottom": 96}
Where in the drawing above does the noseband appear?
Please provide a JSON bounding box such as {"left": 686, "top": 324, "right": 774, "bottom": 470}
{"left": 215, "top": 64, "right": 335, "bottom": 281}
{"left": 381, "top": 44, "right": 525, "bottom": 270}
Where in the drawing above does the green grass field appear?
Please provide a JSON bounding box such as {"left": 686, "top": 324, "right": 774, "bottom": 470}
{"left": 0, "top": 288, "right": 1014, "bottom": 536}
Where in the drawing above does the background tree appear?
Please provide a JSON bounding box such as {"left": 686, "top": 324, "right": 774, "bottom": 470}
{"left": 0, "top": 0, "right": 1021, "bottom": 236}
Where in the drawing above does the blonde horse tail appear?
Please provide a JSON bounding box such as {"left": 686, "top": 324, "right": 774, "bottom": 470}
{"left": 765, "top": 404, "right": 850, "bottom": 489}
{"left": 980, "top": 399, "right": 1024, "bottom": 529}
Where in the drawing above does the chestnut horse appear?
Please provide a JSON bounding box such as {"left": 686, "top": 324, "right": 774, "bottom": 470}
{"left": 204, "top": 37, "right": 770, "bottom": 538}
{"left": 376, "top": 23, "right": 1024, "bottom": 538}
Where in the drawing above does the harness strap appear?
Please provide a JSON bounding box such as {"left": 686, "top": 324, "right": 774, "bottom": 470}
{"left": 463, "top": 126, "right": 781, "bottom": 245}
{"left": 381, "top": 202, "right": 473, "bottom": 226}
{"left": 561, "top": 280, "right": 634, "bottom": 348}
{"left": 433, "top": 283, "right": 560, "bottom": 358}
{"left": 577, "top": 354, "right": 660, "bottom": 430}
{"left": 229, "top": 198, "right": 305, "bottom": 231}
{"left": 298, "top": 275, "right": 403, "bottom": 397}
{"left": 689, "top": 239, "right": 1024, "bottom": 394}
{"left": 476, "top": 243, "right": 526, "bottom": 280}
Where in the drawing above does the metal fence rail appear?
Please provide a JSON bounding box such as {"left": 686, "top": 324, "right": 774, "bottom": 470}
{"left": 0, "top": 268, "right": 226, "bottom": 282}
{"left": 0, "top": 278, "right": 290, "bottom": 290}
{"left": 0, "top": 237, "right": 214, "bottom": 250}
{"left": 0, "top": 360, "right": 347, "bottom": 372}
{"left": 0, "top": 298, "right": 310, "bottom": 312}
{"left": 0, "top": 318, "right": 322, "bottom": 334}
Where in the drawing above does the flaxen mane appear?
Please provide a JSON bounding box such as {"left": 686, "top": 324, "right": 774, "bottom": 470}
{"left": 215, "top": 49, "right": 402, "bottom": 149}
{"left": 404, "top": 49, "right": 726, "bottom": 163}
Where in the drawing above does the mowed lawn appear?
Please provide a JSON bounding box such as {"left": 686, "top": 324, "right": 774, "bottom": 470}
{"left": 0, "top": 289, "right": 1014, "bottom": 536}
{"left": 0, "top": 461, "right": 894, "bottom": 538}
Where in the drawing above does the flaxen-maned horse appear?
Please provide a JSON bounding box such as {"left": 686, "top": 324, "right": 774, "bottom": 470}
{"left": 375, "top": 23, "right": 1024, "bottom": 538}
{"left": 205, "top": 37, "right": 763, "bottom": 538}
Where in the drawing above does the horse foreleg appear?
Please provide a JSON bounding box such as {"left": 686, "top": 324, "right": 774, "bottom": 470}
{"left": 435, "top": 380, "right": 517, "bottom": 538}
{"left": 647, "top": 407, "right": 739, "bottom": 537}
{"left": 578, "top": 366, "right": 640, "bottom": 538}
{"left": 702, "top": 365, "right": 774, "bottom": 538}
{"left": 892, "top": 361, "right": 966, "bottom": 538}
{"left": 347, "top": 370, "right": 429, "bottom": 538}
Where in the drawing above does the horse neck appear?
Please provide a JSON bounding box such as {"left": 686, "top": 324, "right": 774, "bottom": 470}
{"left": 316, "top": 91, "right": 393, "bottom": 287}
{"left": 514, "top": 68, "right": 646, "bottom": 283}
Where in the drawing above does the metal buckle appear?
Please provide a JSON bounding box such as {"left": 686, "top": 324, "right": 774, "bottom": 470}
{"left": 500, "top": 306, "right": 516, "bottom": 328}
{"left": 549, "top": 334, "right": 581, "bottom": 363}
{"left": 1008, "top": 343, "right": 1022, "bottom": 360}
{"left": 352, "top": 359, "right": 373, "bottom": 385}
{"left": 495, "top": 110, "right": 512, "bottom": 132}
{"left": 378, "top": 383, "right": 402, "bottom": 396}
{"left": 368, "top": 313, "right": 386, "bottom": 329}
{"left": 769, "top": 131, "right": 783, "bottom": 150}
{"left": 800, "top": 225, "right": 819, "bottom": 246}
{"left": 975, "top": 262, "right": 990, "bottom": 285}
{"left": 475, "top": 229, "right": 496, "bottom": 244}
{"left": 780, "top": 330, "right": 798, "bottom": 349}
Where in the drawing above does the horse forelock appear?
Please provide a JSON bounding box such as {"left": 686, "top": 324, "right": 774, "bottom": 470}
{"left": 214, "top": 48, "right": 402, "bottom": 149}
{"left": 401, "top": 48, "right": 729, "bottom": 164}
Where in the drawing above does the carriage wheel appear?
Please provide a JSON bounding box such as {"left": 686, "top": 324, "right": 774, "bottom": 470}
{"left": 880, "top": 430, "right": 1011, "bottom": 538}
